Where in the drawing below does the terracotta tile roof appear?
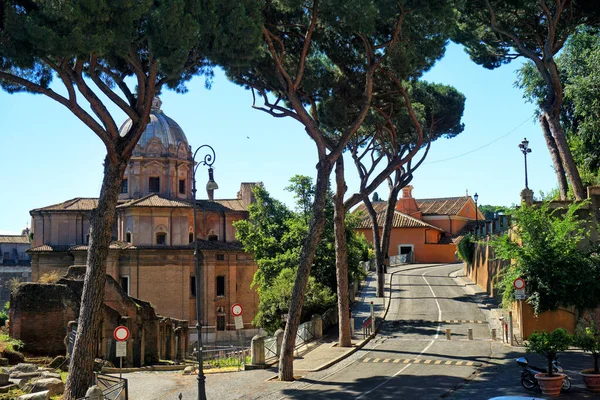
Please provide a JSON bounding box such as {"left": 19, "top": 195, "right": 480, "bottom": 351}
{"left": 0, "top": 235, "right": 30, "bottom": 244}
{"left": 31, "top": 198, "right": 100, "bottom": 212}
{"left": 28, "top": 244, "right": 72, "bottom": 252}
{"left": 416, "top": 197, "right": 469, "bottom": 216}
{"left": 117, "top": 194, "right": 193, "bottom": 208}
{"left": 354, "top": 206, "right": 444, "bottom": 231}
{"left": 213, "top": 199, "right": 247, "bottom": 211}
{"left": 30, "top": 240, "right": 243, "bottom": 252}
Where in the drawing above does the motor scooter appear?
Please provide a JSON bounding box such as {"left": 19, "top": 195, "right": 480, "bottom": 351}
{"left": 516, "top": 357, "right": 571, "bottom": 392}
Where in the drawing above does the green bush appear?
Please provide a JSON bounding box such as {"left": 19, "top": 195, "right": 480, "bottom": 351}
{"left": 456, "top": 234, "right": 475, "bottom": 265}
{"left": 574, "top": 321, "right": 600, "bottom": 374}
{"left": 526, "top": 328, "right": 572, "bottom": 377}
{"left": 253, "top": 268, "right": 336, "bottom": 334}
{"left": 490, "top": 201, "right": 600, "bottom": 313}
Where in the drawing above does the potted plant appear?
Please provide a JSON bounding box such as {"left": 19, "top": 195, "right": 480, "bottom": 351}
{"left": 526, "top": 328, "right": 572, "bottom": 397}
{"left": 574, "top": 321, "right": 600, "bottom": 392}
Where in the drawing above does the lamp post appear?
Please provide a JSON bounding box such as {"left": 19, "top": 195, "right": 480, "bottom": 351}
{"left": 518, "top": 138, "right": 532, "bottom": 189}
{"left": 474, "top": 192, "right": 479, "bottom": 238}
{"left": 191, "top": 144, "right": 218, "bottom": 400}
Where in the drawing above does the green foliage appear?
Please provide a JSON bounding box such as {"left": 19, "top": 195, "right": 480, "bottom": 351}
{"left": 234, "top": 176, "right": 370, "bottom": 331}
{"left": 490, "top": 201, "right": 600, "bottom": 313}
{"left": 574, "top": 321, "right": 600, "bottom": 374}
{"left": 235, "top": 176, "right": 370, "bottom": 294}
{"left": 478, "top": 205, "right": 510, "bottom": 220}
{"left": 517, "top": 27, "right": 600, "bottom": 178}
{"left": 0, "top": 334, "right": 23, "bottom": 352}
{"left": 456, "top": 233, "right": 475, "bottom": 265}
{"left": 0, "top": 302, "right": 9, "bottom": 327}
{"left": 526, "top": 328, "right": 572, "bottom": 377}
{"left": 254, "top": 268, "right": 336, "bottom": 334}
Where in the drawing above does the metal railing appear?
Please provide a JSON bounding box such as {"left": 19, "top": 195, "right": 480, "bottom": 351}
{"left": 263, "top": 336, "right": 278, "bottom": 359}
{"left": 294, "top": 320, "right": 315, "bottom": 351}
{"left": 200, "top": 346, "right": 250, "bottom": 370}
{"left": 76, "top": 373, "right": 128, "bottom": 400}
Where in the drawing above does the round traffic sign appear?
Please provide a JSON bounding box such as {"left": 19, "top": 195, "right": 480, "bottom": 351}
{"left": 113, "top": 326, "right": 130, "bottom": 341}
{"left": 231, "top": 303, "right": 243, "bottom": 317}
{"left": 513, "top": 278, "right": 526, "bottom": 290}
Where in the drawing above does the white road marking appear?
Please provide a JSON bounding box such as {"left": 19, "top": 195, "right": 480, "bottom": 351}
{"left": 357, "top": 268, "right": 443, "bottom": 399}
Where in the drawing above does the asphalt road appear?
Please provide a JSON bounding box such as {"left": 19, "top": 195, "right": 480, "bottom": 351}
{"left": 124, "top": 263, "right": 498, "bottom": 399}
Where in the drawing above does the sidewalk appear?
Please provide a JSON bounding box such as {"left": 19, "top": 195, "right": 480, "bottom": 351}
{"left": 290, "top": 268, "right": 392, "bottom": 373}
{"left": 447, "top": 269, "right": 597, "bottom": 399}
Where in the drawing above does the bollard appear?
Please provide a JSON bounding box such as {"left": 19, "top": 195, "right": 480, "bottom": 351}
{"left": 85, "top": 386, "right": 103, "bottom": 400}
{"left": 251, "top": 335, "right": 265, "bottom": 366}
{"left": 509, "top": 311, "right": 514, "bottom": 346}
{"left": 274, "top": 329, "right": 284, "bottom": 356}
{"left": 467, "top": 328, "right": 473, "bottom": 340}
{"left": 491, "top": 328, "right": 497, "bottom": 341}
{"left": 350, "top": 318, "right": 355, "bottom": 338}
{"left": 446, "top": 329, "right": 452, "bottom": 340}
{"left": 312, "top": 314, "right": 323, "bottom": 340}
{"left": 370, "top": 302, "right": 375, "bottom": 333}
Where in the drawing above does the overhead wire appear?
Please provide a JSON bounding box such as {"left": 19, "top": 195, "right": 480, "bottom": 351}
{"left": 424, "top": 115, "right": 533, "bottom": 165}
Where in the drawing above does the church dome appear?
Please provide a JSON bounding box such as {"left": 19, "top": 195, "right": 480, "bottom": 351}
{"left": 119, "top": 97, "right": 191, "bottom": 160}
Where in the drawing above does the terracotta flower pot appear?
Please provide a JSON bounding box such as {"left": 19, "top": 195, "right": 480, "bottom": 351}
{"left": 580, "top": 369, "right": 600, "bottom": 392}
{"left": 535, "top": 373, "right": 565, "bottom": 397}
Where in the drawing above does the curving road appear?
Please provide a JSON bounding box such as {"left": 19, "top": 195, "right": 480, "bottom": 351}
{"left": 124, "top": 263, "right": 496, "bottom": 399}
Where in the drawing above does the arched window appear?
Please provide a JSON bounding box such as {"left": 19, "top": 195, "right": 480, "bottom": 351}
{"left": 126, "top": 232, "right": 132, "bottom": 243}
{"left": 207, "top": 234, "right": 218, "bottom": 241}
{"left": 156, "top": 232, "right": 167, "bottom": 245}
{"left": 189, "top": 232, "right": 194, "bottom": 243}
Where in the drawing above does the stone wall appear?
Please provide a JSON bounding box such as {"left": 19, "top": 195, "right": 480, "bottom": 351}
{"left": 9, "top": 283, "right": 79, "bottom": 356}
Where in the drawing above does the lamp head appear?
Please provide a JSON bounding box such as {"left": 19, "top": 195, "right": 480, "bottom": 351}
{"left": 474, "top": 192, "right": 478, "bottom": 203}
{"left": 206, "top": 167, "right": 219, "bottom": 201}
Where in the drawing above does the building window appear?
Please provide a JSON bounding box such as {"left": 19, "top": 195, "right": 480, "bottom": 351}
{"left": 120, "top": 179, "right": 128, "bottom": 194}
{"left": 156, "top": 232, "right": 167, "bottom": 245}
{"left": 216, "top": 276, "right": 225, "bottom": 297}
{"left": 85, "top": 234, "right": 90, "bottom": 245}
{"left": 179, "top": 179, "right": 186, "bottom": 194}
{"left": 120, "top": 276, "right": 130, "bottom": 295}
{"left": 190, "top": 276, "right": 196, "bottom": 297}
{"left": 208, "top": 234, "right": 218, "bottom": 241}
{"left": 149, "top": 177, "right": 160, "bottom": 193}
{"left": 126, "top": 232, "right": 132, "bottom": 243}
{"left": 216, "top": 254, "right": 225, "bottom": 261}
{"left": 189, "top": 233, "right": 194, "bottom": 243}
{"left": 216, "top": 315, "right": 226, "bottom": 331}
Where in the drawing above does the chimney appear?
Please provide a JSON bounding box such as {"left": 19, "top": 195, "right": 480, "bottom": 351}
{"left": 395, "top": 185, "right": 421, "bottom": 218}
{"left": 238, "top": 182, "right": 262, "bottom": 207}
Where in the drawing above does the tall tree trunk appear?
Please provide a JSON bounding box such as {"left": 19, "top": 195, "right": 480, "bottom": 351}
{"left": 364, "top": 199, "right": 384, "bottom": 297}
{"left": 333, "top": 159, "right": 351, "bottom": 347}
{"left": 380, "top": 180, "right": 402, "bottom": 273}
{"left": 539, "top": 114, "right": 568, "bottom": 200}
{"left": 543, "top": 110, "right": 586, "bottom": 200}
{"left": 278, "top": 160, "right": 333, "bottom": 381}
{"left": 65, "top": 157, "right": 127, "bottom": 399}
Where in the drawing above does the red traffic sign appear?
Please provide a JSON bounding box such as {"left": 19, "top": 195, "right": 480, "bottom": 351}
{"left": 513, "top": 278, "right": 526, "bottom": 290}
{"left": 231, "top": 303, "right": 243, "bottom": 317}
{"left": 113, "top": 326, "right": 130, "bottom": 342}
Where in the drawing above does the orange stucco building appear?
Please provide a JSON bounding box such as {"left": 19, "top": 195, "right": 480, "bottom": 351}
{"left": 354, "top": 186, "right": 484, "bottom": 263}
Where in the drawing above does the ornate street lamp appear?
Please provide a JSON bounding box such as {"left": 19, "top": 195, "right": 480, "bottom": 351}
{"left": 191, "top": 144, "right": 218, "bottom": 400}
{"left": 518, "top": 138, "right": 532, "bottom": 189}
{"left": 474, "top": 192, "right": 479, "bottom": 239}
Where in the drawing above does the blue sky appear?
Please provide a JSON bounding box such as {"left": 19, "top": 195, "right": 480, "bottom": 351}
{"left": 0, "top": 43, "right": 556, "bottom": 234}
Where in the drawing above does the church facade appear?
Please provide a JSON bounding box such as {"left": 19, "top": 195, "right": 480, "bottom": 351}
{"left": 28, "top": 98, "right": 259, "bottom": 338}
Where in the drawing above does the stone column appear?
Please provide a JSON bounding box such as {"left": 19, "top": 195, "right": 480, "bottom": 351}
{"left": 274, "top": 329, "right": 284, "bottom": 356}
{"left": 520, "top": 188, "right": 534, "bottom": 206}
{"left": 312, "top": 314, "right": 323, "bottom": 340}
{"left": 250, "top": 335, "right": 265, "bottom": 366}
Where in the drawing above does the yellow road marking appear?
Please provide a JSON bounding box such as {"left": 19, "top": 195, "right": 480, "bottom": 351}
{"left": 363, "top": 358, "right": 371, "bottom": 363}
{"left": 383, "top": 359, "right": 390, "bottom": 363}
{"left": 393, "top": 359, "right": 400, "bottom": 363}
{"left": 466, "top": 362, "right": 474, "bottom": 366}
{"left": 413, "top": 359, "right": 421, "bottom": 364}
{"left": 423, "top": 360, "right": 431, "bottom": 364}
{"left": 455, "top": 361, "right": 463, "bottom": 366}
{"left": 373, "top": 358, "right": 381, "bottom": 363}
{"left": 445, "top": 361, "right": 453, "bottom": 365}
{"left": 434, "top": 360, "right": 442, "bottom": 365}
{"left": 403, "top": 359, "right": 410, "bottom": 364}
